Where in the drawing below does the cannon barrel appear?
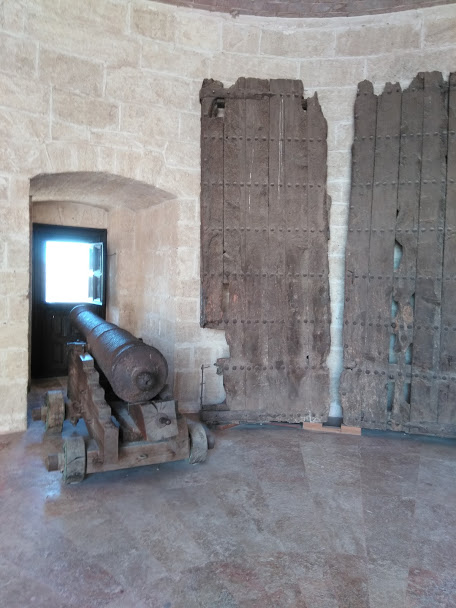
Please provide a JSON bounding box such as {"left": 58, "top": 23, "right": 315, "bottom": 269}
{"left": 70, "top": 305, "right": 168, "bottom": 403}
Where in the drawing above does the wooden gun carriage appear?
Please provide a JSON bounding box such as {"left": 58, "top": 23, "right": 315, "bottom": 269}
{"left": 36, "top": 306, "right": 210, "bottom": 483}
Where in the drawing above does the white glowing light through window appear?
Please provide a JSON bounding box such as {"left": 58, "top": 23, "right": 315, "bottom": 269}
{"left": 45, "top": 241, "right": 93, "bottom": 303}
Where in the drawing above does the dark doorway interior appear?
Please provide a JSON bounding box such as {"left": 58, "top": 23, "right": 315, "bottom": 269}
{"left": 31, "top": 223, "right": 107, "bottom": 378}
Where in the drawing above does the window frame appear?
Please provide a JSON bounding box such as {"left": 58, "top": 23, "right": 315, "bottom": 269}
{"left": 32, "top": 223, "right": 107, "bottom": 313}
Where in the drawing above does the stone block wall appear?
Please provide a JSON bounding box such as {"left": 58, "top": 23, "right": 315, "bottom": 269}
{"left": 0, "top": 0, "right": 455, "bottom": 432}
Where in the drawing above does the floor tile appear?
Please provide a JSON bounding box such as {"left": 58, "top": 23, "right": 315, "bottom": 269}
{"left": 0, "top": 381, "right": 455, "bottom": 607}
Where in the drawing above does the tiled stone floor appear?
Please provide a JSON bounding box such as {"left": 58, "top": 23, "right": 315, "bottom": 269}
{"left": 0, "top": 379, "right": 455, "bottom": 607}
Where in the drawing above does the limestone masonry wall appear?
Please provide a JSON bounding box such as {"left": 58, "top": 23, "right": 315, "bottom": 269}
{"left": 0, "top": 0, "right": 455, "bottom": 432}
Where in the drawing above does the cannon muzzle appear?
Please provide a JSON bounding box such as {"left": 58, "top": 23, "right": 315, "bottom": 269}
{"left": 70, "top": 305, "right": 168, "bottom": 403}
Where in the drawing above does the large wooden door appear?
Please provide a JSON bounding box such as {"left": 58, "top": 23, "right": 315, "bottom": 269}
{"left": 200, "top": 78, "right": 331, "bottom": 425}
{"left": 31, "top": 224, "right": 107, "bottom": 378}
{"left": 341, "top": 72, "right": 456, "bottom": 437}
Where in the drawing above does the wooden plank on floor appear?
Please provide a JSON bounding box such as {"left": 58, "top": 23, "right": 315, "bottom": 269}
{"left": 302, "top": 422, "right": 361, "bottom": 435}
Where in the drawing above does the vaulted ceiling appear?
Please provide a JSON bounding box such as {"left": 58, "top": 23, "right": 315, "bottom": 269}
{"left": 153, "top": 0, "right": 454, "bottom": 18}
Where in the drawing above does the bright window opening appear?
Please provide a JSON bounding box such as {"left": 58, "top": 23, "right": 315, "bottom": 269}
{"left": 45, "top": 241, "right": 103, "bottom": 304}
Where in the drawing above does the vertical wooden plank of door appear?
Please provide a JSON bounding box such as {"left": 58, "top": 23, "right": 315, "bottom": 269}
{"left": 364, "top": 82, "right": 402, "bottom": 429}
{"left": 411, "top": 72, "right": 448, "bottom": 426}
{"left": 282, "top": 81, "right": 309, "bottom": 414}
{"left": 438, "top": 72, "right": 456, "bottom": 426}
{"left": 244, "top": 78, "right": 270, "bottom": 412}
{"left": 340, "top": 81, "right": 377, "bottom": 427}
{"left": 292, "top": 82, "right": 310, "bottom": 416}
{"left": 307, "top": 93, "right": 331, "bottom": 420}
{"left": 222, "top": 80, "right": 247, "bottom": 410}
{"left": 267, "top": 80, "right": 289, "bottom": 415}
{"left": 390, "top": 74, "right": 424, "bottom": 430}
{"left": 200, "top": 92, "right": 224, "bottom": 328}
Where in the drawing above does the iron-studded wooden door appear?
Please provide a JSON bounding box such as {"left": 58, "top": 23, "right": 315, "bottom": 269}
{"left": 341, "top": 71, "right": 456, "bottom": 437}
{"left": 200, "top": 78, "right": 331, "bottom": 424}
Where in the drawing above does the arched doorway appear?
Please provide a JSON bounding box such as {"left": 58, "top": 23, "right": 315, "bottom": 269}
{"left": 31, "top": 223, "right": 107, "bottom": 378}
{"left": 29, "top": 171, "right": 174, "bottom": 379}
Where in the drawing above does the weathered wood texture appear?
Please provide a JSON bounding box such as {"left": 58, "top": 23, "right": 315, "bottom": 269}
{"left": 64, "top": 346, "right": 193, "bottom": 475}
{"left": 341, "top": 72, "right": 456, "bottom": 437}
{"left": 86, "top": 417, "right": 190, "bottom": 474}
{"left": 71, "top": 351, "right": 120, "bottom": 463}
{"left": 200, "top": 78, "right": 331, "bottom": 424}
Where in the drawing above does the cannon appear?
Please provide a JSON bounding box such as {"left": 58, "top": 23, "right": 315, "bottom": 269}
{"left": 39, "top": 306, "right": 210, "bottom": 483}
{"left": 69, "top": 305, "right": 168, "bottom": 403}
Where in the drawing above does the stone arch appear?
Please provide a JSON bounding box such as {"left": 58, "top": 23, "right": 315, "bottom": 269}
{"left": 29, "top": 171, "right": 174, "bottom": 211}
{"left": 28, "top": 171, "right": 176, "bottom": 382}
